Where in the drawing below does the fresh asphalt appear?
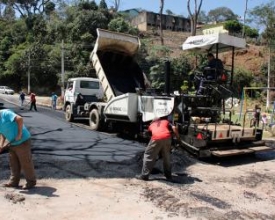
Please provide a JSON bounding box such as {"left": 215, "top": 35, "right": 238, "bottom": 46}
{"left": 0, "top": 94, "right": 145, "bottom": 162}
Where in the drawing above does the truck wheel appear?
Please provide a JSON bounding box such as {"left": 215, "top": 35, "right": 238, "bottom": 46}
{"left": 89, "top": 109, "right": 100, "bottom": 130}
{"left": 65, "top": 104, "right": 74, "bottom": 122}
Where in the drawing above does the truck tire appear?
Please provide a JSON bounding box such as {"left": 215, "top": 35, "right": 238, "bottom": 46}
{"left": 89, "top": 109, "right": 100, "bottom": 130}
{"left": 65, "top": 104, "right": 74, "bottom": 122}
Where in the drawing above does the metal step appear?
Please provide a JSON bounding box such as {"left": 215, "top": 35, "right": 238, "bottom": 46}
{"left": 212, "top": 146, "right": 273, "bottom": 157}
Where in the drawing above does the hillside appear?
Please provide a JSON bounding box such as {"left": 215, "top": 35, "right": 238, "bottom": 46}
{"left": 142, "top": 29, "right": 268, "bottom": 75}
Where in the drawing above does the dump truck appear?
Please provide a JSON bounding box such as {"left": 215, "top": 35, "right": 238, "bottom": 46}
{"left": 64, "top": 28, "right": 174, "bottom": 136}
{"left": 175, "top": 33, "right": 274, "bottom": 158}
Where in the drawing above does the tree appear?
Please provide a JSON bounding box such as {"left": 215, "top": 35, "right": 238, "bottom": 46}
{"left": 208, "top": 7, "right": 238, "bottom": 23}
{"left": 108, "top": 17, "right": 138, "bottom": 35}
{"left": 224, "top": 20, "right": 259, "bottom": 38}
{"left": 99, "top": 0, "right": 108, "bottom": 10}
{"left": 1, "top": 0, "right": 54, "bottom": 17}
{"left": 242, "top": 0, "right": 248, "bottom": 38}
{"left": 187, "top": 0, "right": 203, "bottom": 36}
{"left": 3, "top": 3, "right": 16, "bottom": 21}
{"left": 224, "top": 20, "right": 242, "bottom": 34}
{"left": 248, "top": 1, "right": 275, "bottom": 42}
{"left": 198, "top": 10, "right": 208, "bottom": 23}
{"left": 243, "top": 26, "right": 259, "bottom": 39}
{"left": 111, "top": 0, "right": 121, "bottom": 12}
{"left": 166, "top": 9, "right": 174, "bottom": 15}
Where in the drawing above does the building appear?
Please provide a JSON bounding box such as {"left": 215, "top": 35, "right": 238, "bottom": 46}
{"left": 202, "top": 26, "right": 228, "bottom": 35}
{"left": 123, "top": 9, "right": 190, "bottom": 32}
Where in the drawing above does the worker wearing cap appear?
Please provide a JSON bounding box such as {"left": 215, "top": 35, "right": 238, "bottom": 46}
{"left": 136, "top": 116, "right": 179, "bottom": 181}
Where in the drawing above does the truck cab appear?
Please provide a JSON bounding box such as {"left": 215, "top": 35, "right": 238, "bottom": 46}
{"left": 64, "top": 77, "right": 104, "bottom": 104}
{"left": 64, "top": 77, "right": 104, "bottom": 121}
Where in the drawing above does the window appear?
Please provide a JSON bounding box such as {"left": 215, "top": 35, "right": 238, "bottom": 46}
{"left": 80, "top": 81, "right": 99, "bottom": 89}
{"left": 66, "top": 81, "right": 74, "bottom": 90}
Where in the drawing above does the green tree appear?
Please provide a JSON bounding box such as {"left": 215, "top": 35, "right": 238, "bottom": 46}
{"left": 232, "top": 68, "right": 254, "bottom": 97}
{"left": 208, "top": 7, "right": 238, "bottom": 23}
{"left": 224, "top": 20, "right": 259, "bottom": 38}
{"left": 99, "top": 0, "right": 108, "bottom": 10}
{"left": 3, "top": 3, "right": 15, "bottom": 21}
{"left": 248, "top": 1, "right": 275, "bottom": 42}
{"left": 1, "top": 0, "right": 54, "bottom": 17}
{"left": 224, "top": 20, "right": 242, "bottom": 34}
{"left": 244, "top": 26, "right": 259, "bottom": 39}
{"left": 78, "top": 0, "right": 98, "bottom": 10}
{"left": 108, "top": 17, "right": 138, "bottom": 35}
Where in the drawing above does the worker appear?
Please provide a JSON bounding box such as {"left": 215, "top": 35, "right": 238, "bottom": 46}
{"left": 29, "top": 91, "right": 37, "bottom": 111}
{"left": 19, "top": 91, "right": 26, "bottom": 110}
{"left": 135, "top": 116, "right": 180, "bottom": 181}
{"left": 261, "top": 113, "right": 268, "bottom": 130}
{"left": 51, "top": 92, "right": 58, "bottom": 110}
{"left": 0, "top": 109, "right": 37, "bottom": 189}
{"left": 252, "top": 105, "right": 261, "bottom": 127}
{"left": 205, "top": 53, "right": 224, "bottom": 76}
{"left": 197, "top": 53, "right": 224, "bottom": 95}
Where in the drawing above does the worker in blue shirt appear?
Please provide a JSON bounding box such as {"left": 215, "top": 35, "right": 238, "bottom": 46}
{"left": 0, "top": 109, "right": 36, "bottom": 189}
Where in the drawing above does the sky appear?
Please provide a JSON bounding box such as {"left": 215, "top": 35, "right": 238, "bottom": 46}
{"left": 101, "top": 0, "right": 265, "bottom": 19}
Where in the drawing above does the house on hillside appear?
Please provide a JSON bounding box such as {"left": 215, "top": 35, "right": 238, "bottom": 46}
{"left": 123, "top": 9, "right": 190, "bottom": 32}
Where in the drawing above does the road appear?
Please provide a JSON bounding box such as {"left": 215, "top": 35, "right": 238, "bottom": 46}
{"left": 0, "top": 94, "right": 145, "bottom": 162}
{"left": 0, "top": 94, "right": 275, "bottom": 220}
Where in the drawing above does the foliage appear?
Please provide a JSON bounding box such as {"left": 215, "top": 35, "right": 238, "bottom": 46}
{"left": 198, "top": 10, "right": 209, "bottom": 23}
{"left": 244, "top": 26, "right": 259, "bottom": 39}
{"left": 231, "top": 68, "right": 254, "bottom": 97}
{"left": 224, "top": 20, "right": 242, "bottom": 34}
{"left": 108, "top": 17, "right": 138, "bottom": 35}
{"left": 147, "top": 54, "right": 192, "bottom": 92}
{"left": 149, "top": 63, "right": 165, "bottom": 89}
{"left": 248, "top": 0, "right": 275, "bottom": 42}
{"left": 170, "top": 55, "right": 192, "bottom": 91}
{"left": 208, "top": 7, "right": 238, "bottom": 23}
{"left": 99, "top": 0, "right": 108, "bottom": 10}
{"left": 220, "top": 20, "right": 259, "bottom": 38}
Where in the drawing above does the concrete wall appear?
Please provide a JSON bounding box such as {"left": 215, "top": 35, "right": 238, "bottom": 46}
{"left": 130, "top": 11, "right": 190, "bottom": 32}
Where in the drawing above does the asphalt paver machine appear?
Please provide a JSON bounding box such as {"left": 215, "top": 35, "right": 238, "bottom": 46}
{"left": 175, "top": 33, "right": 273, "bottom": 158}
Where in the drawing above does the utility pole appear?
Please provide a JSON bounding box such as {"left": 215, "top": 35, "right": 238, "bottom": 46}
{"left": 61, "top": 40, "right": 65, "bottom": 97}
{"left": 28, "top": 52, "right": 31, "bottom": 94}
{"left": 267, "top": 46, "right": 271, "bottom": 110}
{"left": 242, "top": 0, "right": 248, "bottom": 38}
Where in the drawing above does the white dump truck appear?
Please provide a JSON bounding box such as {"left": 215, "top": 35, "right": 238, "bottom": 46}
{"left": 64, "top": 29, "right": 174, "bottom": 136}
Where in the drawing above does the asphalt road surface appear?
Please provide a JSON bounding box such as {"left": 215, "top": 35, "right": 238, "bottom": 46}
{"left": 0, "top": 94, "right": 145, "bottom": 162}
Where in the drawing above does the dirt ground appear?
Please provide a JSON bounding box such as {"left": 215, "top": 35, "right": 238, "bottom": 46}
{"left": 0, "top": 143, "right": 275, "bottom": 220}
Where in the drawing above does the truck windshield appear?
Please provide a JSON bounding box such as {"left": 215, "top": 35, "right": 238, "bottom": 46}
{"left": 80, "top": 81, "right": 99, "bottom": 89}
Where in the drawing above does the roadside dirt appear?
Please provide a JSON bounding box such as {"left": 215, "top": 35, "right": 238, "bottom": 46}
{"left": 1, "top": 144, "right": 275, "bottom": 220}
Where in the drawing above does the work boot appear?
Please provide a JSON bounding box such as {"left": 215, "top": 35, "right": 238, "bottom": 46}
{"left": 165, "top": 174, "right": 173, "bottom": 182}
{"left": 22, "top": 183, "right": 36, "bottom": 190}
{"left": 3, "top": 182, "right": 19, "bottom": 188}
{"left": 135, "top": 174, "right": 149, "bottom": 181}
